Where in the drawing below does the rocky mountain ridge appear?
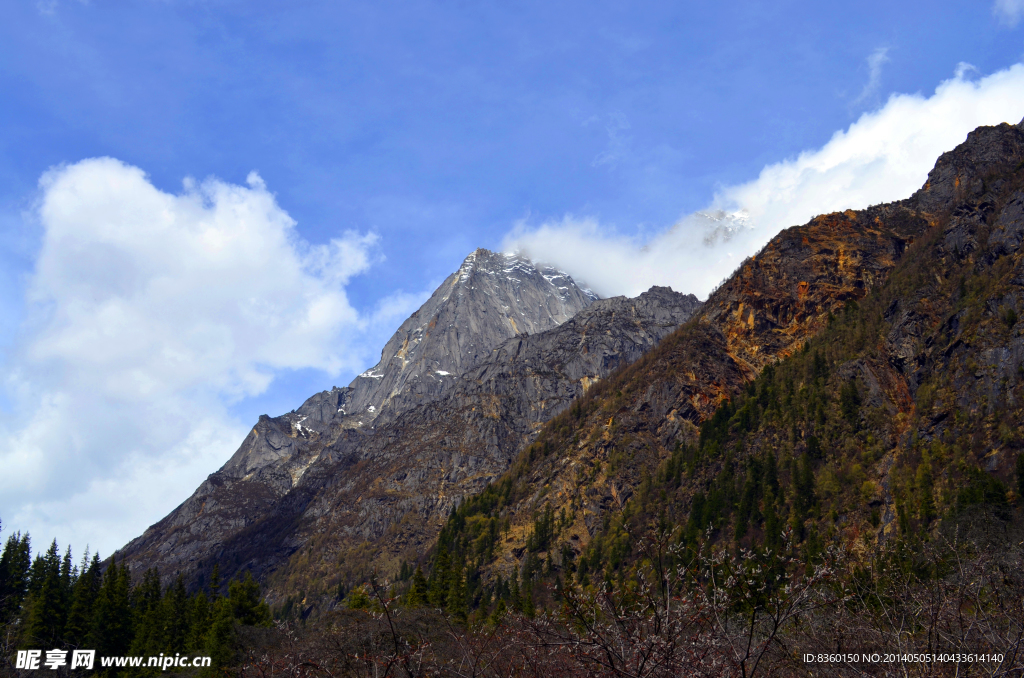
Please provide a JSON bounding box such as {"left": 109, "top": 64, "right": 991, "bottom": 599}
{"left": 116, "top": 250, "right": 701, "bottom": 601}
{"left": 218, "top": 249, "right": 597, "bottom": 487}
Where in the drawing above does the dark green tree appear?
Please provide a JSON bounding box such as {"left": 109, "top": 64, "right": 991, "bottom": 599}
{"left": 840, "top": 378, "right": 861, "bottom": 427}
{"left": 129, "top": 567, "right": 165, "bottom": 657}
{"left": 65, "top": 552, "right": 101, "bottom": 648}
{"left": 25, "top": 540, "right": 65, "bottom": 647}
{"left": 428, "top": 546, "right": 451, "bottom": 608}
{"left": 204, "top": 598, "right": 235, "bottom": 670}
{"left": 0, "top": 532, "right": 31, "bottom": 624}
{"left": 406, "top": 566, "right": 428, "bottom": 607}
{"left": 227, "top": 572, "right": 271, "bottom": 626}
{"left": 187, "top": 592, "right": 211, "bottom": 653}
{"left": 446, "top": 565, "right": 468, "bottom": 621}
{"left": 917, "top": 462, "right": 937, "bottom": 524}
{"left": 163, "top": 574, "right": 190, "bottom": 654}
{"left": 209, "top": 563, "right": 221, "bottom": 600}
{"left": 90, "top": 559, "right": 133, "bottom": 659}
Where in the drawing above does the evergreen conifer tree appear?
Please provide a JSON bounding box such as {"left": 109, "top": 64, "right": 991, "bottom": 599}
{"left": 129, "top": 568, "right": 165, "bottom": 657}
{"left": 65, "top": 553, "right": 101, "bottom": 648}
{"left": 346, "top": 585, "right": 371, "bottom": 610}
{"left": 446, "top": 566, "right": 467, "bottom": 621}
{"left": 209, "top": 563, "right": 221, "bottom": 600}
{"left": 406, "top": 567, "right": 428, "bottom": 607}
{"left": 204, "top": 598, "right": 235, "bottom": 670}
{"left": 187, "top": 592, "right": 211, "bottom": 653}
{"left": 164, "top": 575, "right": 190, "bottom": 654}
{"left": 428, "top": 547, "right": 451, "bottom": 608}
{"left": 509, "top": 571, "right": 521, "bottom": 612}
{"left": 0, "top": 532, "right": 31, "bottom": 624}
{"left": 227, "top": 572, "right": 271, "bottom": 626}
{"left": 488, "top": 598, "right": 507, "bottom": 626}
{"left": 90, "top": 559, "right": 133, "bottom": 659}
{"left": 25, "top": 540, "right": 65, "bottom": 647}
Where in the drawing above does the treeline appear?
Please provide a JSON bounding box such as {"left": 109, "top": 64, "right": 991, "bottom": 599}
{"left": 0, "top": 524, "right": 271, "bottom": 674}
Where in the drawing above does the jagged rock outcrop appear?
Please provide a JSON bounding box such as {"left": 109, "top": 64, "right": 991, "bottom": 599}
{"left": 116, "top": 251, "right": 701, "bottom": 600}
{"left": 219, "top": 249, "right": 597, "bottom": 485}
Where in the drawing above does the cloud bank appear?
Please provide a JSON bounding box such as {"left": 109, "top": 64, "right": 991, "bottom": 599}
{"left": 504, "top": 63, "right": 1024, "bottom": 300}
{"left": 1, "top": 159, "right": 403, "bottom": 555}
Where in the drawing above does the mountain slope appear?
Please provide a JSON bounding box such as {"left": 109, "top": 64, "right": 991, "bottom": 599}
{"left": 433, "top": 119, "right": 1024, "bottom": 596}
{"left": 249, "top": 285, "right": 701, "bottom": 599}
{"left": 116, "top": 252, "right": 702, "bottom": 603}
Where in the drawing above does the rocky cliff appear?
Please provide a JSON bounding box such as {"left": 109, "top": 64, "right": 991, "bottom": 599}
{"left": 115, "top": 249, "right": 701, "bottom": 602}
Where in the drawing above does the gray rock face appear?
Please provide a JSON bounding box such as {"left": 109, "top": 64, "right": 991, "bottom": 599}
{"left": 219, "top": 248, "right": 596, "bottom": 482}
{"left": 115, "top": 255, "right": 700, "bottom": 597}
{"left": 453, "top": 285, "right": 702, "bottom": 432}
{"left": 912, "top": 119, "right": 1024, "bottom": 215}
{"left": 989, "top": 190, "right": 1024, "bottom": 256}
{"left": 333, "top": 248, "right": 598, "bottom": 426}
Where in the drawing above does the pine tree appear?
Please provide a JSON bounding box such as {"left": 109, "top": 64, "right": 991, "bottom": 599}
{"left": 25, "top": 540, "right": 65, "bottom": 647}
{"left": 65, "top": 553, "right": 101, "bottom": 648}
{"left": 346, "top": 584, "right": 371, "bottom": 610}
{"left": 129, "top": 567, "right": 165, "bottom": 657}
{"left": 227, "top": 572, "right": 271, "bottom": 626}
{"left": 428, "top": 547, "right": 451, "bottom": 608}
{"left": 406, "top": 567, "right": 428, "bottom": 607}
{"left": 446, "top": 565, "right": 468, "bottom": 621}
{"left": 840, "top": 378, "right": 861, "bottom": 427}
{"left": 917, "top": 462, "right": 937, "bottom": 524}
{"left": 59, "top": 546, "right": 74, "bottom": 626}
{"left": 187, "top": 592, "right": 211, "bottom": 653}
{"left": 204, "top": 598, "right": 235, "bottom": 670}
{"left": 763, "top": 490, "right": 782, "bottom": 554}
{"left": 164, "top": 575, "right": 190, "bottom": 654}
{"left": 91, "top": 559, "right": 132, "bottom": 659}
{"left": 0, "top": 532, "right": 31, "bottom": 624}
{"left": 209, "top": 563, "right": 221, "bottom": 600}
{"left": 509, "top": 570, "right": 522, "bottom": 612}
{"left": 488, "top": 598, "right": 507, "bottom": 626}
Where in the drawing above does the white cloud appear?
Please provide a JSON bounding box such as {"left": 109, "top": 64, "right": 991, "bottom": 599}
{"left": 994, "top": 0, "right": 1024, "bottom": 26}
{"left": 504, "top": 63, "right": 1024, "bottom": 300}
{"left": 1, "top": 158, "right": 380, "bottom": 555}
{"left": 852, "top": 47, "right": 890, "bottom": 107}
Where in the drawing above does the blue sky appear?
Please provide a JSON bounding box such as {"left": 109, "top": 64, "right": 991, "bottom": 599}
{"left": 2, "top": 0, "right": 1024, "bottom": 556}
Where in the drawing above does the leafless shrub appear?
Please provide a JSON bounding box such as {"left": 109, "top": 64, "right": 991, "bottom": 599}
{"left": 233, "top": 531, "right": 1024, "bottom": 678}
{"left": 783, "top": 531, "right": 1024, "bottom": 677}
